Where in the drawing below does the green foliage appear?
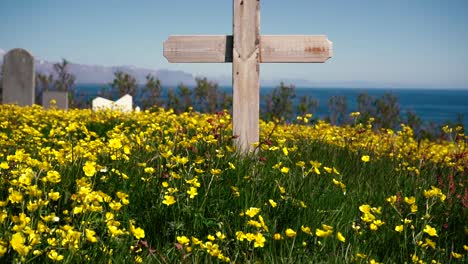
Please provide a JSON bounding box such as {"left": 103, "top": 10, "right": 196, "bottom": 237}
{"left": 262, "top": 82, "right": 296, "bottom": 122}
{"left": 166, "top": 87, "right": 179, "bottom": 111}
{"left": 141, "top": 74, "right": 162, "bottom": 110}
{"left": 177, "top": 83, "right": 193, "bottom": 113}
{"left": 356, "top": 92, "right": 400, "bottom": 129}
{"left": 194, "top": 77, "right": 223, "bottom": 113}
{"left": 327, "top": 95, "right": 348, "bottom": 125}
{"left": 111, "top": 70, "right": 138, "bottom": 98}
{"left": 297, "top": 95, "right": 318, "bottom": 117}
{"left": 375, "top": 93, "right": 400, "bottom": 129}
{"left": 53, "top": 59, "right": 76, "bottom": 92}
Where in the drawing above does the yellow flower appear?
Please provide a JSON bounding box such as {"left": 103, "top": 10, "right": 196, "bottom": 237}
{"left": 336, "top": 232, "right": 346, "bottom": 242}
{"left": 83, "top": 161, "right": 97, "bottom": 177}
{"left": 0, "top": 242, "right": 7, "bottom": 256}
{"left": 10, "top": 232, "right": 30, "bottom": 256}
{"left": 315, "top": 228, "right": 333, "bottom": 237}
{"left": 187, "top": 187, "right": 198, "bottom": 199}
{"left": 395, "top": 225, "right": 404, "bottom": 232}
{"left": 245, "top": 207, "right": 261, "bottom": 218}
{"left": 280, "top": 167, "right": 290, "bottom": 174}
{"left": 273, "top": 233, "right": 283, "bottom": 240}
{"left": 423, "top": 186, "right": 445, "bottom": 201}
{"left": 85, "top": 229, "right": 98, "bottom": 243}
{"left": 423, "top": 225, "right": 438, "bottom": 237}
{"left": 245, "top": 233, "right": 256, "bottom": 242}
{"left": 332, "top": 178, "right": 346, "bottom": 191}
{"left": 386, "top": 195, "right": 397, "bottom": 205}
{"left": 191, "top": 237, "right": 202, "bottom": 245}
{"left": 248, "top": 220, "right": 262, "bottom": 228}
{"left": 404, "top": 218, "right": 412, "bottom": 224}
{"left": 207, "top": 234, "right": 215, "bottom": 241}
{"left": 186, "top": 177, "right": 201, "bottom": 187}
{"left": 373, "top": 219, "right": 384, "bottom": 227}
{"left": 404, "top": 196, "right": 416, "bottom": 205}
{"left": 236, "top": 231, "right": 246, "bottom": 241}
{"left": 0, "top": 162, "right": 9, "bottom": 169}
{"left": 47, "top": 249, "right": 64, "bottom": 261}
{"left": 421, "top": 238, "right": 436, "bottom": 249}
{"left": 177, "top": 236, "right": 190, "bottom": 246}
{"left": 275, "top": 184, "right": 286, "bottom": 194}
{"left": 359, "top": 204, "right": 371, "bottom": 214}
{"left": 258, "top": 215, "right": 269, "bottom": 232}
{"left": 285, "top": 228, "right": 297, "bottom": 238}
{"left": 108, "top": 138, "right": 122, "bottom": 149}
{"left": 268, "top": 199, "right": 277, "bottom": 208}
{"left": 451, "top": 252, "right": 462, "bottom": 259}
{"left": 48, "top": 190, "right": 61, "bottom": 201}
{"left": 45, "top": 170, "right": 61, "bottom": 183}
{"left": 211, "top": 168, "right": 221, "bottom": 175}
{"left": 162, "top": 195, "right": 176, "bottom": 206}
{"left": 135, "top": 255, "right": 143, "bottom": 263}
{"left": 109, "top": 201, "right": 122, "bottom": 211}
{"left": 8, "top": 189, "right": 23, "bottom": 204}
{"left": 301, "top": 225, "right": 311, "bottom": 235}
{"left": 361, "top": 155, "right": 370, "bottom": 162}
{"left": 296, "top": 161, "right": 305, "bottom": 167}
{"left": 254, "top": 233, "right": 266, "bottom": 248}
{"left": 216, "top": 231, "right": 226, "bottom": 240}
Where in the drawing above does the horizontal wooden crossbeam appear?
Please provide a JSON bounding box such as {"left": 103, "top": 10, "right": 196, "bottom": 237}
{"left": 164, "top": 35, "right": 332, "bottom": 63}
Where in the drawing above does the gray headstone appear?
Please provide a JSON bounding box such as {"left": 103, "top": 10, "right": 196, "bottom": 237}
{"left": 42, "top": 91, "right": 68, "bottom": 110}
{"left": 2, "top": 48, "right": 35, "bottom": 106}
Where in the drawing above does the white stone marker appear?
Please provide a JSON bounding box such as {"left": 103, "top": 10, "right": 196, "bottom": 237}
{"left": 92, "top": 94, "right": 133, "bottom": 112}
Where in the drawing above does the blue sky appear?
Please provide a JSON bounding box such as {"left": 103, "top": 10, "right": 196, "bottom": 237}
{"left": 1, "top": 0, "right": 467, "bottom": 88}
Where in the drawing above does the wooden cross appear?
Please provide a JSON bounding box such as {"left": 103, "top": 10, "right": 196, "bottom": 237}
{"left": 164, "top": 0, "right": 333, "bottom": 152}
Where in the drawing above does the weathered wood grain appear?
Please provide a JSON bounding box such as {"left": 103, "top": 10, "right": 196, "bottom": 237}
{"left": 164, "top": 35, "right": 233, "bottom": 63}
{"left": 232, "top": 0, "right": 260, "bottom": 152}
{"left": 260, "top": 35, "right": 333, "bottom": 63}
{"left": 164, "top": 35, "right": 332, "bottom": 63}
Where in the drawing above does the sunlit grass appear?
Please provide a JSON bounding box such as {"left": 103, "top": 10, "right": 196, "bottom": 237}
{"left": 0, "top": 105, "right": 466, "bottom": 263}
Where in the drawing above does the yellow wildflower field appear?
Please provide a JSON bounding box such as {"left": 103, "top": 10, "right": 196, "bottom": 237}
{"left": 0, "top": 105, "right": 466, "bottom": 263}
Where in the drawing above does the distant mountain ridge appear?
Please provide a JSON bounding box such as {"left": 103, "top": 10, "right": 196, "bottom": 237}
{"left": 35, "top": 60, "right": 197, "bottom": 86}
{"left": 0, "top": 48, "right": 196, "bottom": 86}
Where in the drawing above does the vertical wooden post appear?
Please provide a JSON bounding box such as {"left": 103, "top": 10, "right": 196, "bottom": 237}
{"left": 233, "top": 0, "right": 260, "bottom": 152}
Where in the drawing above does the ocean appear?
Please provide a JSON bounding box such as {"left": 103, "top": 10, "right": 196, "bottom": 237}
{"left": 75, "top": 84, "right": 468, "bottom": 128}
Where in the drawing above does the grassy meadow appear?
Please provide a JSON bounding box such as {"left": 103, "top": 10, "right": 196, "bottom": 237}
{"left": 0, "top": 104, "right": 466, "bottom": 263}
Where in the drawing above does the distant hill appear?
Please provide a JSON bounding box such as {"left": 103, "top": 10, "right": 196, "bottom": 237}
{"left": 0, "top": 49, "right": 196, "bottom": 86}
{"left": 35, "top": 60, "right": 197, "bottom": 86}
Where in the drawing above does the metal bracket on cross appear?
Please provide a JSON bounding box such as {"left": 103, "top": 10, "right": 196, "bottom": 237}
{"left": 164, "top": 0, "right": 333, "bottom": 153}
